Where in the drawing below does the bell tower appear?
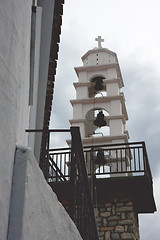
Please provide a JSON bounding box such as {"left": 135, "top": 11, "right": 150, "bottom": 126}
{"left": 69, "top": 37, "right": 130, "bottom": 176}
{"left": 70, "top": 36, "right": 128, "bottom": 146}
{"left": 68, "top": 37, "right": 156, "bottom": 240}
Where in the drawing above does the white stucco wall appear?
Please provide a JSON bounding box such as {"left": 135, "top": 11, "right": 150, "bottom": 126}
{"left": 21, "top": 148, "right": 82, "bottom": 240}
{"left": 76, "top": 86, "right": 88, "bottom": 99}
{"left": 106, "top": 82, "right": 119, "bottom": 96}
{"left": 0, "top": 1, "right": 32, "bottom": 239}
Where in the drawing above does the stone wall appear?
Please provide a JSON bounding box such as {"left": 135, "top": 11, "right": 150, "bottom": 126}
{"left": 94, "top": 197, "right": 140, "bottom": 240}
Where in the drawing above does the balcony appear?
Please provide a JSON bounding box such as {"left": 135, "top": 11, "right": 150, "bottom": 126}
{"left": 47, "top": 131, "right": 155, "bottom": 214}
{"left": 27, "top": 127, "right": 156, "bottom": 239}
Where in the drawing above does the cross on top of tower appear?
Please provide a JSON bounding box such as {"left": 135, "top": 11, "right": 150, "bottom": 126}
{"left": 95, "top": 36, "right": 104, "bottom": 48}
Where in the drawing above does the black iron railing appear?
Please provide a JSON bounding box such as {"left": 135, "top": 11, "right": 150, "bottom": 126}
{"left": 70, "top": 127, "right": 99, "bottom": 240}
{"left": 26, "top": 127, "right": 99, "bottom": 240}
{"left": 48, "top": 141, "right": 152, "bottom": 182}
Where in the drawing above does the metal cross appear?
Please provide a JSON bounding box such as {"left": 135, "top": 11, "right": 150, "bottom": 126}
{"left": 95, "top": 36, "right": 104, "bottom": 48}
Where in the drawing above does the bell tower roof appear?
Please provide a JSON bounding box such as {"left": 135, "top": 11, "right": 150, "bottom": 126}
{"left": 82, "top": 48, "right": 118, "bottom": 62}
{"left": 81, "top": 36, "right": 118, "bottom": 66}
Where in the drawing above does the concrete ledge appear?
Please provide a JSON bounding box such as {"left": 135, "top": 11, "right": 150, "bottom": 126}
{"left": 7, "top": 146, "right": 30, "bottom": 240}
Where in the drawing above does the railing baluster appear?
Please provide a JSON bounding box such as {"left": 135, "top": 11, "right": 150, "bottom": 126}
{"left": 56, "top": 154, "right": 58, "bottom": 181}
{"left": 125, "top": 148, "right": 127, "bottom": 172}
{"left": 116, "top": 149, "right": 118, "bottom": 172}
{"left": 60, "top": 153, "right": 62, "bottom": 178}
{"left": 64, "top": 153, "right": 66, "bottom": 177}
{"left": 133, "top": 148, "right": 136, "bottom": 171}
{"left": 138, "top": 148, "right": 141, "bottom": 171}
{"left": 129, "top": 148, "right": 132, "bottom": 172}
{"left": 120, "top": 148, "right": 123, "bottom": 172}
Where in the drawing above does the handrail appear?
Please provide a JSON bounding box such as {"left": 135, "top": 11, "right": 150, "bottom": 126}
{"left": 70, "top": 127, "right": 99, "bottom": 240}
{"left": 26, "top": 127, "right": 99, "bottom": 239}
{"left": 26, "top": 128, "right": 71, "bottom": 132}
{"left": 48, "top": 141, "right": 145, "bottom": 152}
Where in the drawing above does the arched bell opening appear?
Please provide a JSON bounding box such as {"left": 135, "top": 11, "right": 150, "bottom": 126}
{"left": 85, "top": 108, "right": 110, "bottom": 138}
{"left": 88, "top": 76, "right": 106, "bottom": 98}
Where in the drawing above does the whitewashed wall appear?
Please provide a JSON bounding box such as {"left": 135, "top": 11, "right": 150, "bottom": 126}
{"left": 21, "top": 147, "right": 82, "bottom": 240}
{"left": 0, "top": 1, "right": 32, "bottom": 239}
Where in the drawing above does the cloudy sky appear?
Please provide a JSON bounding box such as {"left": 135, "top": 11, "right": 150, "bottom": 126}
{"left": 51, "top": 0, "right": 160, "bottom": 239}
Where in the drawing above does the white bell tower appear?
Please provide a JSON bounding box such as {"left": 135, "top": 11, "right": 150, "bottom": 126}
{"left": 69, "top": 36, "right": 129, "bottom": 147}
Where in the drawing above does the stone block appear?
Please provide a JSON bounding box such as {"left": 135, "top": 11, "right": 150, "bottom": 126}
{"left": 116, "top": 206, "right": 133, "bottom": 212}
{"left": 100, "top": 226, "right": 114, "bottom": 231}
{"left": 128, "top": 225, "right": 134, "bottom": 233}
{"left": 115, "top": 225, "right": 125, "bottom": 233}
{"left": 108, "top": 221, "right": 117, "bottom": 227}
{"left": 111, "top": 233, "right": 120, "bottom": 239}
{"left": 105, "top": 231, "right": 110, "bottom": 240}
{"left": 100, "top": 212, "right": 111, "bottom": 217}
{"left": 127, "top": 212, "right": 134, "bottom": 219}
{"left": 103, "top": 218, "right": 108, "bottom": 226}
{"left": 118, "top": 219, "right": 133, "bottom": 225}
{"left": 121, "top": 232, "right": 134, "bottom": 239}
{"left": 108, "top": 216, "right": 120, "bottom": 221}
{"left": 121, "top": 212, "right": 126, "bottom": 219}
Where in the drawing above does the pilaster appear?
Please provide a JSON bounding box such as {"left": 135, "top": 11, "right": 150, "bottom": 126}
{"left": 95, "top": 197, "right": 140, "bottom": 240}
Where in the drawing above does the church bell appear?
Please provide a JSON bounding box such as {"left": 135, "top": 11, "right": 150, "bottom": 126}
{"left": 94, "top": 149, "right": 107, "bottom": 165}
{"left": 93, "top": 111, "right": 107, "bottom": 127}
{"left": 94, "top": 79, "right": 103, "bottom": 91}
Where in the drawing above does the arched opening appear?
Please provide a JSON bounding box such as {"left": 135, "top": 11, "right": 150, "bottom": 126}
{"left": 88, "top": 76, "right": 106, "bottom": 98}
{"left": 85, "top": 108, "right": 110, "bottom": 138}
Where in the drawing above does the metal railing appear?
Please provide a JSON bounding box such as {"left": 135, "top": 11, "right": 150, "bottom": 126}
{"left": 48, "top": 141, "right": 152, "bottom": 182}
{"left": 26, "top": 127, "right": 99, "bottom": 240}
{"left": 70, "top": 127, "right": 99, "bottom": 240}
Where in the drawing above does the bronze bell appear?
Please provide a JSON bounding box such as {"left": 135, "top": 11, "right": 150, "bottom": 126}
{"left": 93, "top": 111, "right": 107, "bottom": 127}
{"left": 94, "top": 79, "right": 103, "bottom": 91}
{"left": 94, "top": 149, "right": 107, "bottom": 165}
